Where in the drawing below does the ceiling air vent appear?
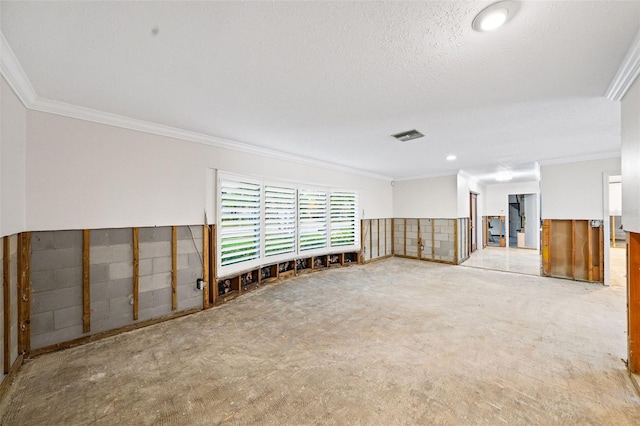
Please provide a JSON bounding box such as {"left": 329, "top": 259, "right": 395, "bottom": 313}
{"left": 391, "top": 129, "right": 424, "bottom": 142}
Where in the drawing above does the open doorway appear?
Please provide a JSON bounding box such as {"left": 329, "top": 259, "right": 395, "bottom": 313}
{"left": 485, "top": 216, "right": 506, "bottom": 247}
{"left": 470, "top": 192, "right": 478, "bottom": 253}
{"left": 609, "top": 175, "right": 626, "bottom": 287}
{"left": 508, "top": 193, "right": 537, "bottom": 249}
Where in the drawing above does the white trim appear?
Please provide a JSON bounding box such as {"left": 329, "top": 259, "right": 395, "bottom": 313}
{"left": 536, "top": 151, "right": 620, "bottom": 166}
{"left": 394, "top": 171, "right": 459, "bottom": 182}
{"left": 0, "top": 33, "right": 37, "bottom": 106}
{"left": 605, "top": 28, "right": 640, "bottom": 101}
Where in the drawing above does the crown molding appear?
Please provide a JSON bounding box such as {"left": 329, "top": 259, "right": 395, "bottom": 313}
{"left": 29, "top": 98, "right": 393, "bottom": 182}
{"left": 536, "top": 150, "right": 620, "bottom": 166}
{"left": 605, "top": 28, "right": 640, "bottom": 101}
{"left": 0, "top": 30, "right": 391, "bottom": 183}
{"left": 393, "top": 171, "right": 459, "bottom": 182}
{"left": 0, "top": 32, "right": 37, "bottom": 106}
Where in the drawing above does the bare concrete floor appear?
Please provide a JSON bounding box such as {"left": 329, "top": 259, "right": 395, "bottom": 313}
{"left": 462, "top": 246, "right": 541, "bottom": 276}
{"left": 1, "top": 258, "right": 638, "bottom": 425}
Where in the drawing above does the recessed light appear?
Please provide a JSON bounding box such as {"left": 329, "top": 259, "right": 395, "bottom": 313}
{"left": 472, "top": 1, "right": 519, "bottom": 32}
{"left": 446, "top": 155, "right": 457, "bottom": 161}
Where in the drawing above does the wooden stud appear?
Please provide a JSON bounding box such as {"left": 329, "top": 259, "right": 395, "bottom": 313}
{"left": 360, "top": 219, "right": 366, "bottom": 263}
{"left": 132, "top": 228, "right": 139, "bottom": 321}
{"left": 211, "top": 225, "right": 217, "bottom": 305}
{"left": 571, "top": 220, "right": 576, "bottom": 280}
{"left": 587, "top": 223, "right": 594, "bottom": 282}
{"left": 541, "top": 219, "right": 551, "bottom": 276}
{"left": 171, "top": 226, "right": 178, "bottom": 310}
{"left": 384, "top": 219, "right": 388, "bottom": 256}
{"left": 377, "top": 219, "right": 381, "bottom": 258}
{"left": 454, "top": 219, "right": 459, "bottom": 264}
{"left": 391, "top": 219, "right": 395, "bottom": 255}
{"left": 431, "top": 219, "right": 435, "bottom": 259}
{"left": 82, "top": 230, "right": 91, "bottom": 333}
{"left": 628, "top": 232, "right": 640, "bottom": 374}
{"left": 203, "top": 225, "right": 210, "bottom": 309}
{"left": 417, "top": 219, "right": 422, "bottom": 259}
{"left": 599, "top": 224, "right": 604, "bottom": 283}
{"left": 612, "top": 216, "right": 616, "bottom": 248}
{"left": 3, "top": 237, "right": 10, "bottom": 374}
{"left": 369, "top": 219, "right": 374, "bottom": 258}
{"left": 17, "top": 232, "right": 31, "bottom": 354}
{"left": 403, "top": 219, "right": 407, "bottom": 256}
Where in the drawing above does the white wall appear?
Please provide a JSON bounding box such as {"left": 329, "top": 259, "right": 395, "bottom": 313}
{"left": 26, "top": 110, "right": 393, "bottom": 231}
{"left": 540, "top": 157, "right": 621, "bottom": 220}
{"left": 610, "top": 181, "right": 622, "bottom": 216}
{"left": 622, "top": 75, "right": 640, "bottom": 232}
{"left": 457, "top": 173, "right": 485, "bottom": 249}
{"left": 1, "top": 76, "right": 27, "bottom": 237}
{"left": 393, "top": 175, "right": 458, "bottom": 218}
{"left": 524, "top": 193, "right": 537, "bottom": 248}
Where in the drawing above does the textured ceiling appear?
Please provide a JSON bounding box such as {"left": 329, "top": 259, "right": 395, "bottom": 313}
{"left": 2, "top": 1, "right": 639, "bottom": 182}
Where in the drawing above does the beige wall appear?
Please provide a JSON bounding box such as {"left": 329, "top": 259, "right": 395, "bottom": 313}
{"left": 25, "top": 110, "right": 393, "bottom": 231}
{"left": 1, "top": 76, "right": 27, "bottom": 237}
{"left": 393, "top": 175, "right": 458, "bottom": 219}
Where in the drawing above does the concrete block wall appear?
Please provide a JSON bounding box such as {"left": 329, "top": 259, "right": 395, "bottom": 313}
{"left": 28, "top": 226, "right": 204, "bottom": 352}
{"left": 30, "top": 231, "right": 86, "bottom": 349}
{"left": 419, "top": 219, "right": 434, "bottom": 260}
{"left": 457, "top": 218, "right": 470, "bottom": 264}
{"left": 176, "top": 226, "right": 204, "bottom": 311}
{"left": 433, "top": 219, "right": 455, "bottom": 262}
{"left": 393, "top": 219, "right": 405, "bottom": 256}
{"left": 405, "top": 219, "right": 419, "bottom": 257}
{"left": 393, "top": 218, "right": 457, "bottom": 263}
{"left": 90, "top": 228, "right": 134, "bottom": 334}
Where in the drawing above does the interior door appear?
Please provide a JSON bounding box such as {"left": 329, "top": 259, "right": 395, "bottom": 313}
{"left": 470, "top": 192, "right": 477, "bottom": 252}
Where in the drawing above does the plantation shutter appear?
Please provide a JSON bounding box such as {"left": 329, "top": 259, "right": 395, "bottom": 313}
{"left": 219, "top": 179, "right": 261, "bottom": 266}
{"left": 265, "top": 185, "right": 297, "bottom": 257}
{"left": 330, "top": 191, "right": 358, "bottom": 247}
{"left": 299, "top": 190, "right": 328, "bottom": 251}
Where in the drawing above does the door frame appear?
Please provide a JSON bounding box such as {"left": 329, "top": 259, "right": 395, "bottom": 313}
{"left": 470, "top": 192, "right": 478, "bottom": 253}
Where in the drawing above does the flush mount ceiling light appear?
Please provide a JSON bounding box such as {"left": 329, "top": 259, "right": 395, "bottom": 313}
{"left": 472, "top": 1, "right": 519, "bottom": 32}
{"left": 446, "top": 155, "right": 457, "bottom": 161}
{"left": 391, "top": 129, "right": 424, "bottom": 142}
{"left": 495, "top": 170, "right": 513, "bottom": 182}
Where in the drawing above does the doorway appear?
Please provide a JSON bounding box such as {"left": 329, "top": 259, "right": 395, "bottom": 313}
{"left": 508, "top": 193, "right": 537, "bottom": 249}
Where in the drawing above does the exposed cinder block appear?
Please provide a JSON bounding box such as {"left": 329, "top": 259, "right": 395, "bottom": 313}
{"left": 53, "top": 266, "right": 82, "bottom": 289}
{"left": 188, "top": 253, "right": 202, "bottom": 269}
{"left": 177, "top": 239, "right": 202, "bottom": 255}
{"left": 178, "top": 268, "right": 199, "bottom": 286}
{"left": 138, "top": 303, "right": 173, "bottom": 322}
{"left": 435, "top": 233, "right": 448, "bottom": 241}
{"left": 110, "top": 296, "right": 134, "bottom": 317}
{"left": 406, "top": 231, "right": 417, "bottom": 239}
{"left": 139, "top": 227, "right": 172, "bottom": 243}
{"left": 31, "top": 287, "right": 82, "bottom": 315}
{"left": 139, "top": 272, "right": 171, "bottom": 293}
{"left": 139, "top": 291, "right": 154, "bottom": 311}
{"left": 31, "top": 248, "right": 82, "bottom": 272}
{"left": 90, "top": 281, "right": 108, "bottom": 303}
{"left": 108, "top": 229, "right": 133, "bottom": 246}
{"left": 54, "top": 231, "right": 82, "bottom": 249}
{"left": 54, "top": 305, "right": 83, "bottom": 330}
{"left": 31, "top": 232, "right": 55, "bottom": 252}
{"left": 90, "top": 264, "right": 109, "bottom": 284}
{"left": 31, "top": 311, "right": 54, "bottom": 336}
{"left": 177, "top": 226, "right": 202, "bottom": 240}
{"left": 31, "top": 325, "right": 84, "bottom": 350}
{"left": 107, "top": 278, "right": 133, "bottom": 299}
{"left": 109, "top": 261, "right": 133, "bottom": 280}
{"left": 91, "top": 244, "right": 133, "bottom": 265}
{"left": 90, "top": 229, "right": 109, "bottom": 247}
{"left": 152, "top": 257, "right": 172, "bottom": 274}
{"left": 177, "top": 283, "right": 202, "bottom": 306}
{"left": 154, "top": 287, "right": 172, "bottom": 306}
{"left": 139, "top": 259, "right": 153, "bottom": 276}
{"left": 139, "top": 241, "right": 171, "bottom": 259}
{"left": 91, "top": 300, "right": 109, "bottom": 321}
{"left": 30, "top": 270, "right": 56, "bottom": 293}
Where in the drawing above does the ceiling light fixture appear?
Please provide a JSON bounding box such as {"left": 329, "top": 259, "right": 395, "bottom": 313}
{"left": 495, "top": 171, "right": 513, "bottom": 182}
{"left": 472, "top": 1, "right": 519, "bottom": 32}
{"left": 446, "top": 155, "right": 457, "bottom": 161}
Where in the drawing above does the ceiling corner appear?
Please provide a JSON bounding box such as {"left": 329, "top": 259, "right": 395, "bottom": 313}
{"left": 0, "top": 31, "right": 37, "bottom": 107}
{"left": 605, "top": 27, "right": 640, "bottom": 101}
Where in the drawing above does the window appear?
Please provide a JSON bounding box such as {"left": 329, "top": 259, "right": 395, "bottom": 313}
{"left": 219, "top": 178, "right": 261, "bottom": 267}
{"left": 330, "top": 192, "right": 358, "bottom": 247}
{"left": 264, "top": 185, "right": 297, "bottom": 257}
{"left": 298, "top": 190, "right": 328, "bottom": 251}
{"left": 217, "top": 172, "right": 359, "bottom": 275}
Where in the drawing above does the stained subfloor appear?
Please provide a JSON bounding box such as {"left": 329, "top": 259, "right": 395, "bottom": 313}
{"left": 1, "top": 258, "right": 638, "bottom": 425}
{"left": 462, "top": 246, "right": 541, "bottom": 276}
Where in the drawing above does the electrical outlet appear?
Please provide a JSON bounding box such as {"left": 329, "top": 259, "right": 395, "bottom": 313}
{"left": 196, "top": 278, "right": 205, "bottom": 290}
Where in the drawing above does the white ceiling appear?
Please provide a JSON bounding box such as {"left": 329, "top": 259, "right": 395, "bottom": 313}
{"left": 2, "top": 1, "right": 639, "bottom": 182}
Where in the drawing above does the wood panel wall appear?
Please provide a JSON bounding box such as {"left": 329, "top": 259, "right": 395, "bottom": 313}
{"left": 541, "top": 219, "right": 603, "bottom": 283}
